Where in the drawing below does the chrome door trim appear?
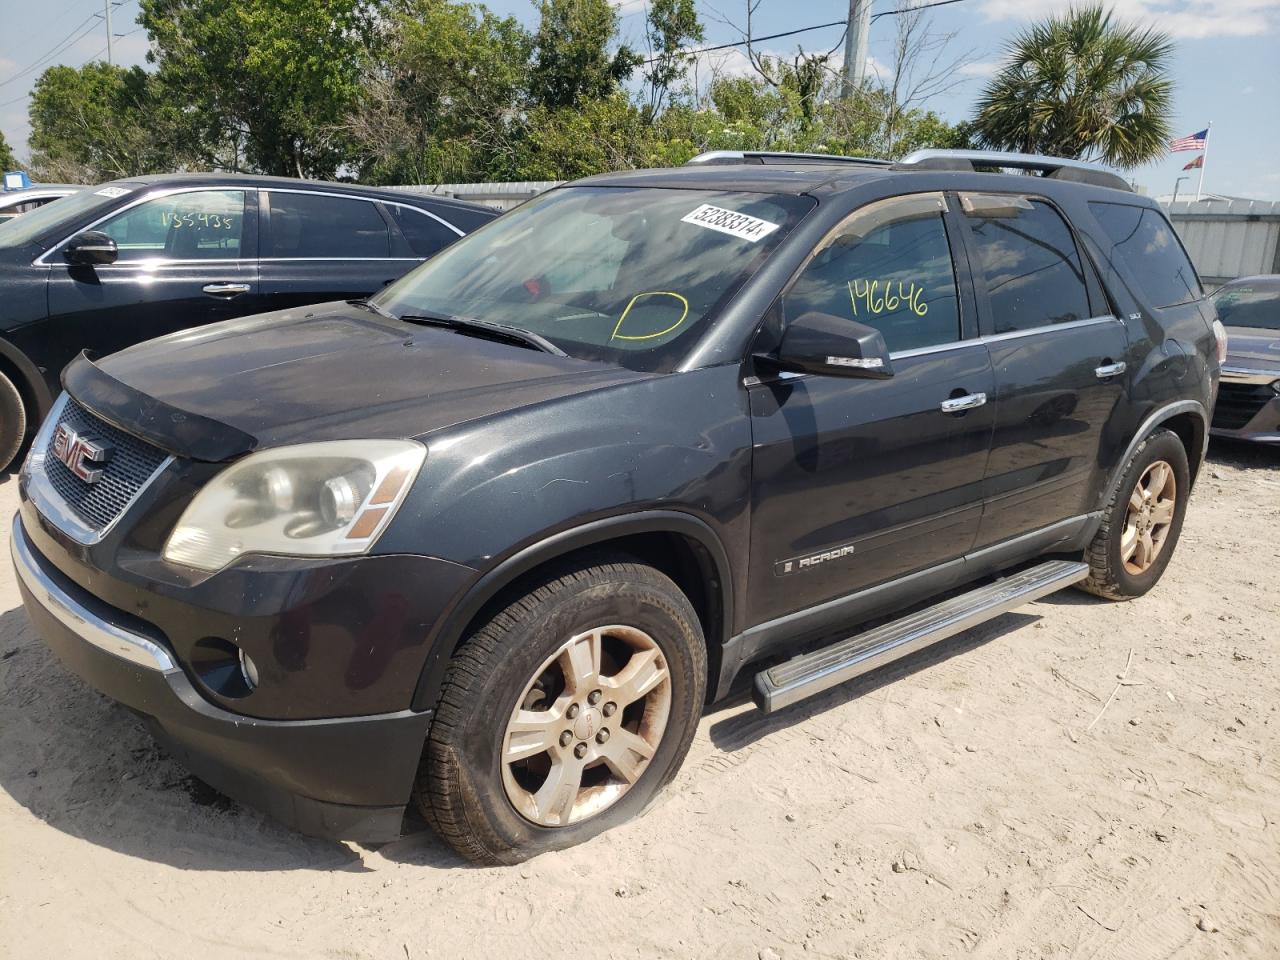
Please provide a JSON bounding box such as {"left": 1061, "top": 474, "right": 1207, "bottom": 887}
{"left": 10, "top": 515, "right": 176, "bottom": 672}
{"left": 939, "top": 392, "right": 987, "bottom": 413}
{"left": 981, "top": 314, "right": 1121, "bottom": 344}
{"left": 1094, "top": 360, "right": 1127, "bottom": 379}
{"left": 202, "top": 282, "right": 252, "bottom": 298}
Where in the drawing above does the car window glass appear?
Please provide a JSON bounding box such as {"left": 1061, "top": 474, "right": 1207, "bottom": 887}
{"left": 963, "top": 196, "right": 1091, "bottom": 333}
{"left": 386, "top": 204, "right": 460, "bottom": 258}
{"left": 1213, "top": 279, "right": 1280, "bottom": 331}
{"left": 90, "top": 190, "right": 246, "bottom": 261}
{"left": 266, "top": 192, "right": 390, "bottom": 258}
{"left": 782, "top": 194, "right": 961, "bottom": 353}
{"left": 1089, "top": 201, "right": 1201, "bottom": 308}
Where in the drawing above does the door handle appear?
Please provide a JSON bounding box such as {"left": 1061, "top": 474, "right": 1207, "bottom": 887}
{"left": 1094, "top": 360, "right": 1127, "bottom": 379}
{"left": 202, "top": 282, "right": 251, "bottom": 299}
{"left": 939, "top": 392, "right": 987, "bottom": 414}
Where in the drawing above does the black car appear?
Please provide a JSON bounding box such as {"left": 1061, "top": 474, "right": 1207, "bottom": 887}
{"left": 0, "top": 173, "right": 496, "bottom": 469}
{"left": 12, "top": 149, "right": 1222, "bottom": 864}
{"left": 1210, "top": 275, "right": 1280, "bottom": 443}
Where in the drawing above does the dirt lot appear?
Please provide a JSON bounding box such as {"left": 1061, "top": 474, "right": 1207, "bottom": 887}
{"left": 1, "top": 440, "right": 1277, "bottom": 960}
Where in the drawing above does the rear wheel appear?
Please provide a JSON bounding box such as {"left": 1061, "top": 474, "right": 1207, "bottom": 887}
{"left": 1079, "top": 428, "right": 1190, "bottom": 600}
{"left": 0, "top": 371, "right": 27, "bottom": 471}
{"left": 417, "top": 557, "right": 706, "bottom": 864}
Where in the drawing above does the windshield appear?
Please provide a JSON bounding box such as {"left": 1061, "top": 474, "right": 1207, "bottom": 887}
{"left": 0, "top": 185, "right": 127, "bottom": 249}
{"left": 372, "top": 186, "right": 814, "bottom": 372}
{"left": 1214, "top": 279, "right": 1280, "bottom": 331}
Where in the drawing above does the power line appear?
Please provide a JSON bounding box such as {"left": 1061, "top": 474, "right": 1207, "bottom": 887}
{"left": 0, "top": 14, "right": 100, "bottom": 87}
{"left": 643, "top": 0, "right": 972, "bottom": 64}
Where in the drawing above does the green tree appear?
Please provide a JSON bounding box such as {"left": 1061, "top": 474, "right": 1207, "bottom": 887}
{"left": 971, "top": 4, "right": 1173, "bottom": 167}
{"left": 139, "top": 0, "right": 376, "bottom": 178}
{"left": 642, "top": 0, "right": 704, "bottom": 117}
{"left": 27, "top": 62, "right": 180, "bottom": 182}
{"left": 529, "top": 0, "right": 640, "bottom": 111}
{"left": 342, "top": 0, "right": 531, "bottom": 184}
{"left": 0, "top": 130, "right": 16, "bottom": 171}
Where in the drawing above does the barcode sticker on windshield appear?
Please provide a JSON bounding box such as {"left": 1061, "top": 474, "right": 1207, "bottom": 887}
{"left": 94, "top": 186, "right": 130, "bottom": 198}
{"left": 681, "top": 204, "right": 780, "bottom": 243}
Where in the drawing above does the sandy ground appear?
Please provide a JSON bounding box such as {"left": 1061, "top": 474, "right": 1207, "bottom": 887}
{"left": 0, "top": 439, "right": 1277, "bottom": 960}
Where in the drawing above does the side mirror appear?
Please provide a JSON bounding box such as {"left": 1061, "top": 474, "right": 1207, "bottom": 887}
{"left": 63, "top": 231, "right": 118, "bottom": 266}
{"left": 770, "top": 311, "right": 894, "bottom": 379}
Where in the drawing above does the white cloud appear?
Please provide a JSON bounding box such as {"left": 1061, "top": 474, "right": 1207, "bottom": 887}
{"left": 976, "top": 0, "right": 1280, "bottom": 39}
{"left": 957, "top": 60, "right": 1000, "bottom": 77}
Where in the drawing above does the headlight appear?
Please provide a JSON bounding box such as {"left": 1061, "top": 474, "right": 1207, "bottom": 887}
{"left": 163, "top": 440, "right": 426, "bottom": 572}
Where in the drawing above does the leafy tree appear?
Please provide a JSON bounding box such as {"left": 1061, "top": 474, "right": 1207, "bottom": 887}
{"left": 342, "top": 0, "right": 531, "bottom": 184}
{"left": 0, "top": 130, "right": 16, "bottom": 171}
{"left": 139, "top": 0, "right": 376, "bottom": 178}
{"left": 528, "top": 0, "right": 640, "bottom": 111}
{"left": 27, "top": 63, "right": 180, "bottom": 182}
{"left": 972, "top": 4, "right": 1173, "bottom": 167}
{"left": 642, "top": 0, "right": 704, "bottom": 117}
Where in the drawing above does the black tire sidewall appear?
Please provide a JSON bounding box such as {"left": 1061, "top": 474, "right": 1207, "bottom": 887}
{"left": 0, "top": 372, "right": 26, "bottom": 472}
{"left": 1101, "top": 430, "right": 1190, "bottom": 596}
{"left": 432, "top": 567, "right": 705, "bottom": 861}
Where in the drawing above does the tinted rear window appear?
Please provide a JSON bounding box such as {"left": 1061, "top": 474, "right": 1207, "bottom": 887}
{"left": 1089, "top": 202, "right": 1201, "bottom": 308}
{"left": 1214, "top": 279, "right": 1280, "bottom": 331}
{"left": 265, "top": 192, "right": 391, "bottom": 258}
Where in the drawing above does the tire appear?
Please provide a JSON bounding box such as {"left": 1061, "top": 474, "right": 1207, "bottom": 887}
{"left": 417, "top": 557, "right": 706, "bottom": 865}
{"left": 1078, "top": 428, "right": 1190, "bottom": 600}
{"left": 0, "top": 371, "right": 27, "bottom": 472}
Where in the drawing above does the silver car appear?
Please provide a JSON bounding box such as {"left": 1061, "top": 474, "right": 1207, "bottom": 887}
{"left": 0, "top": 184, "right": 84, "bottom": 225}
{"left": 1211, "top": 275, "right": 1280, "bottom": 444}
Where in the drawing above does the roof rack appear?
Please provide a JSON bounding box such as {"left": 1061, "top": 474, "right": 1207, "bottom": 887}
{"left": 894, "top": 149, "right": 1133, "bottom": 192}
{"left": 685, "top": 150, "right": 892, "bottom": 168}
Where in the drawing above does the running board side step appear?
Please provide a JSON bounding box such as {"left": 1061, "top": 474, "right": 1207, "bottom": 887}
{"left": 752, "top": 560, "right": 1089, "bottom": 713}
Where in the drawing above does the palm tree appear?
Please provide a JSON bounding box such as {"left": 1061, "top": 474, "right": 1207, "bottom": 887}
{"left": 972, "top": 4, "right": 1173, "bottom": 168}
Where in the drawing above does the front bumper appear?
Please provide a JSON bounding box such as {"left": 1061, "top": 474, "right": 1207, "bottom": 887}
{"left": 11, "top": 514, "right": 432, "bottom": 841}
{"left": 1210, "top": 366, "right": 1280, "bottom": 444}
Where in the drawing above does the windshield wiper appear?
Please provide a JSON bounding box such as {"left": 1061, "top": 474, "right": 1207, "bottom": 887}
{"left": 398, "top": 311, "right": 567, "bottom": 357}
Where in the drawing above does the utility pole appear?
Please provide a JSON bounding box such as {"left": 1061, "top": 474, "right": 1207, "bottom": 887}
{"left": 841, "top": 0, "right": 873, "bottom": 98}
{"left": 1170, "top": 175, "right": 1188, "bottom": 207}
{"left": 105, "top": 0, "right": 114, "bottom": 64}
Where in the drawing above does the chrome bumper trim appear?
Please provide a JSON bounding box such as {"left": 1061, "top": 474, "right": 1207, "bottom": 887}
{"left": 10, "top": 514, "right": 175, "bottom": 672}
{"left": 1221, "top": 365, "right": 1280, "bottom": 386}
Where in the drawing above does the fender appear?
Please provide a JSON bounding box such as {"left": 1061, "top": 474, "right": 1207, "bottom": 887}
{"left": 1100, "top": 399, "right": 1208, "bottom": 510}
{"left": 0, "top": 337, "right": 54, "bottom": 423}
{"left": 409, "top": 509, "right": 735, "bottom": 712}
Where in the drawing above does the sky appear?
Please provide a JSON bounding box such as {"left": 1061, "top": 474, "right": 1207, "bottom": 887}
{"left": 1, "top": 0, "right": 1277, "bottom": 200}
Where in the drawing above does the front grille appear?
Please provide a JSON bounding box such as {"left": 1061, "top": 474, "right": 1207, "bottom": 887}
{"left": 1213, "top": 382, "right": 1276, "bottom": 431}
{"left": 42, "top": 397, "right": 170, "bottom": 533}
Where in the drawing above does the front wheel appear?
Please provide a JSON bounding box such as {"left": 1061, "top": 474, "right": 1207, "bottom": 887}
{"left": 1079, "top": 428, "right": 1190, "bottom": 600}
{"left": 417, "top": 557, "right": 706, "bottom": 864}
{"left": 0, "top": 371, "right": 27, "bottom": 471}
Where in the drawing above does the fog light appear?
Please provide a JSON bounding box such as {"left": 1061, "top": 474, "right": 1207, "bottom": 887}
{"left": 238, "top": 648, "right": 259, "bottom": 690}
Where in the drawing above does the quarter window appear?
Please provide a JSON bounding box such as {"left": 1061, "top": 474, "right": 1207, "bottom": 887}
{"left": 94, "top": 190, "right": 246, "bottom": 261}
{"left": 1089, "top": 201, "right": 1201, "bottom": 307}
{"left": 782, "top": 193, "right": 961, "bottom": 353}
{"left": 265, "top": 192, "right": 390, "bottom": 259}
{"left": 387, "top": 204, "right": 461, "bottom": 258}
{"left": 962, "top": 196, "right": 1091, "bottom": 334}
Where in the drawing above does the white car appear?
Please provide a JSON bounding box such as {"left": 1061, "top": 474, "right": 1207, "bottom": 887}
{"left": 0, "top": 184, "right": 84, "bottom": 225}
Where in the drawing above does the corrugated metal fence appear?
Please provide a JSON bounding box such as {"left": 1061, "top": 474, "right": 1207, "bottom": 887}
{"left": 1163, "top": 197, "right": 1280, "bottom": 287}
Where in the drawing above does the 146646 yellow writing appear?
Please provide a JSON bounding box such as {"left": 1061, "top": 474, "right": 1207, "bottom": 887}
{"left": 847, "top": 278, "right": 929, "bottom": 318}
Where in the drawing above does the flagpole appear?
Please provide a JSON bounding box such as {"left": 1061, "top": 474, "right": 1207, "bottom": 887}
{"left": 1195, "top": 122, "right": 1211, "bottom": 201}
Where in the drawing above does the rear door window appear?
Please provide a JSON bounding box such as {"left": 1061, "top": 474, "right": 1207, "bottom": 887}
{"left": 962, "top": 195, "right": 1092, "bottom": 334}
{"left": 781, "top": 193, "right": 962, "bottom": 353}
{"left": 1089, "top": 201, "right": 1201, "bottom": 307}
{"left": 264, "top": 192, "right": 391, "bottom": 258}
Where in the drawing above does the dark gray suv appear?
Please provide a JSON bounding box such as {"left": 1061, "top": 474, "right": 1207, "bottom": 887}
{"left": 12, "top": 150, "right": 1223, "bottom": 864}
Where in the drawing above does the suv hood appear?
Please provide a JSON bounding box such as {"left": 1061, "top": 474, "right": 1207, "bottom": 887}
{"left": 1225, "top": 326, "right": 1280, "bottom": 369}
{"left": 72, "top": 302, "right": 650, "bottom": 459}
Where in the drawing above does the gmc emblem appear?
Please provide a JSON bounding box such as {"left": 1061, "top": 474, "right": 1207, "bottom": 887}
{"left": 51, "top": 423, "right": 112, "bottom": 483}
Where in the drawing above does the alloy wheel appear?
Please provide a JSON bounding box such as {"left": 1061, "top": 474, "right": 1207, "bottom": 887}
{"left": 1121, "top": 459, "right": 1177, "bottom": 575}
{"left": 501, "top": 625, "right": 672, "bottom": 827}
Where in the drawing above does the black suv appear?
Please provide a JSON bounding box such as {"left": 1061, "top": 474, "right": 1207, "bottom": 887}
{"left": 0, "top": 173, "right": 496, "bottom": 469}
{"left": 12, "top": 150, "right": 1223, "bottom": 864}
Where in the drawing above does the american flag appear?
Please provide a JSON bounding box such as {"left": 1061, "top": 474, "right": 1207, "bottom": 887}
{"left": 1170, "top": 128, "right": 1208, "bottom": 151}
